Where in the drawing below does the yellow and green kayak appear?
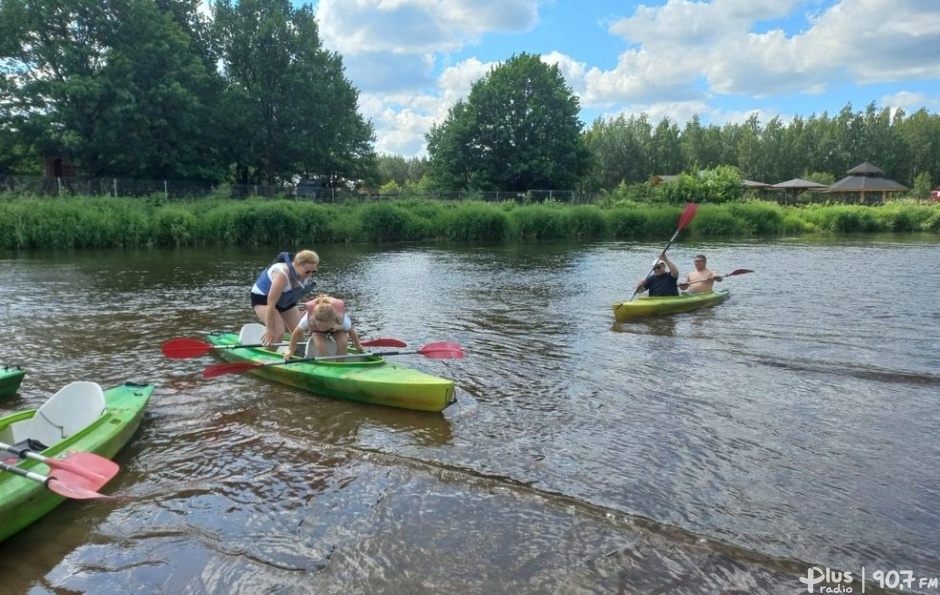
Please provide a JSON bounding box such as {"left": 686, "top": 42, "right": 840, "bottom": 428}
{"left": 613, "top": 290, "right": 731, "bottom": 321}
{"left": 0, "top": 381, "right": 154, "bottom": 542}
{"left": 0, "top": 366, "right": 26, "bottom": 399}
{"left": 206, "top": 332, "right": 456, "bottom": 413}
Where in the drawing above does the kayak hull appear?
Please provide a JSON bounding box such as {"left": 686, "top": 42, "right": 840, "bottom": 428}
{"left": 207, "top": 332, "right": 456, "bottom": 413}
{"left": 0, "top": 366, "right": 26, "bottom": 399}
{"left": 613, "top": 290, "right": 731, "bottom": 321}
{"left": 0, "top": 382, "right": 154, "bottom": 543}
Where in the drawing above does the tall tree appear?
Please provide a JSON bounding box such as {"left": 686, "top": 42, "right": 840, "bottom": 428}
{"left": 649, "top": 117, "right": 684, "bottom": 176}
{"left": 583, "top": 113, "right": 653, "bottom": 191}
{"left": 213, "top": 0, "right": 375, "bottom": 186}
{"left": 427, "top": 53, "right": 591, "bottom": 192}
{"left": 0, "top": 0, "right": 221, "bottom": 179}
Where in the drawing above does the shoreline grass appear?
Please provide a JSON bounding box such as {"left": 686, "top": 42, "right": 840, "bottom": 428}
{"left": 1, "top": 194, "right": 938, "bottom": 250}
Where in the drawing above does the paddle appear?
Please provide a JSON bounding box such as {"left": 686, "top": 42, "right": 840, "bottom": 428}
{"left": 0, "top": 440, "right": 119, "bottom": 483}
{"left": 0, "top": 459, "right": 117, "bottom": 500}
{"left": 162, "top": 337, "right": 407, "bottom": 359}
{"left": 629, "top": 202, "right": 698, "bottom": 301}
{"left": 203, "top": 341, "right": 465, "bottom": 378}
{"left": 679, "top": 268, "right": 754, "bottom": 288}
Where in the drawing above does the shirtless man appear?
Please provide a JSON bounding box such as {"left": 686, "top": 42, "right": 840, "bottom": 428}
{"left": 679, "top": 254, "right": 722, "bottom": 293}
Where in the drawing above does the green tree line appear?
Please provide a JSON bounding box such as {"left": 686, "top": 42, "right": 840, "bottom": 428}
{"left": 2, "top": 1, "right": 938, "bottom": 195}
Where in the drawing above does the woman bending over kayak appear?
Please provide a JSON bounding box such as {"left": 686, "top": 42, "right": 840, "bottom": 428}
{"left": 285, "top": 294, "right": 364, "bottom": 359}
{"left": 250, "top": 250, "right": 319, "bottom": 345}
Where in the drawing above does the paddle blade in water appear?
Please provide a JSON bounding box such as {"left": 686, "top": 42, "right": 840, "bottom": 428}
{"left": 417, "top": 342, "right": 465, "bottom": 359}
{"left": 40, "top": 452, "right": 120, "bottom": 483}
{"left": 46, "top": 469, "right": 117, "bottom": 500}
{"left": 162, "top": 338, "right": 213, "bottom": 359}
{"left": 726, "top": 268, "right": 754, "bottom": 276}
{"left": 203, "top": 361, "right": 263, "bottom": 378}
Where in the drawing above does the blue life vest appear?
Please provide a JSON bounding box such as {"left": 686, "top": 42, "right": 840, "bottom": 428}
{"left": 253, "top": 252, "right": 316, "bottom": 308}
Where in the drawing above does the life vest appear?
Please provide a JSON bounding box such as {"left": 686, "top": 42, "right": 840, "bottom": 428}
{"left": 253, "top": 252, "right": 316, "bottom": 308}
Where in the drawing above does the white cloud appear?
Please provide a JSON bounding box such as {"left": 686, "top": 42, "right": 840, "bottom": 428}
{"left": 317, "top": 0, "right": 541, "bottom": 56}
{"left": 359, "top": 57, "right": 497, "bottom": 156}
{"left": 311, "top": 0, "right": 940, "bottom": 157}
{"left": 592, "top": 0, "right": 940, "bottom": 102}
{"left": 879, "top": 91, "right": 940, "bottom": 115}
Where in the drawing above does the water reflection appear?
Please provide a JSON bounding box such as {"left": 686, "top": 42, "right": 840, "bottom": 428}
{"left": 611, "top": 315, "right": 678, "bottom": 336}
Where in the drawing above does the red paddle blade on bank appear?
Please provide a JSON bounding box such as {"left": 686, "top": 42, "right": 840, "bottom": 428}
{"left": 162, "top": 337, "right": 407, "bottom": 359}
{"left": 202, "top": 341, "right": 465, "bottom": 379}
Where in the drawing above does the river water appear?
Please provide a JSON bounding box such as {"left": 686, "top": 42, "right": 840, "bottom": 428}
{"left": 0, "top": 236, "right": 938, "bottom": 594}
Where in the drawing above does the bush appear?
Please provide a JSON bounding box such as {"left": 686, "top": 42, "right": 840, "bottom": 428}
{"left": 725, "top": 201, "right": 785, "bottom": 235}
{"left": 508, "top": 205, "right": 568, "bottom": 240}
{"left": 607, "top": 208, "right": 648, "bottom": 239}
{"left": 567, "top": 205, "right": 607, "bottom": 239}
{"left": 689, "top": 207, "right": 745, "bottom": 237}
{"left": 359, "top": 203, "right": 421, "bottom": 242}
{"left": 443, "top": 202, "right": 510, "bottom": 241}
{"left": 154, "top": 206, "right": 198, "bottom": 246}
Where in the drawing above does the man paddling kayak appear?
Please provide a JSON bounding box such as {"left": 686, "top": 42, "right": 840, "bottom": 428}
{"left": 679, "top": 254, "right": 723, "bottom": 294}
{"left": 635, "top": 252, "right": 679, "bottom": 297}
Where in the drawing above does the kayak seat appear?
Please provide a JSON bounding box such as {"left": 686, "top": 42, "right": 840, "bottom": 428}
{"left": 19, "top": 382, "right": 107, "bottom": 448}
{"left": 238, "top": 323, "right": 266, "bottom": 344}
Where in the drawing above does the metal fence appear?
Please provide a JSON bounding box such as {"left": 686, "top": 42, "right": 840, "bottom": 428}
{"left": 0, "top": 174, "right": 589, "bottom": 203}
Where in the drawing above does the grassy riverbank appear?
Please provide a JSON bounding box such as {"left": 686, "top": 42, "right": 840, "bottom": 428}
{"left": 0, "top": 194, "right": 938, "bottom": 250}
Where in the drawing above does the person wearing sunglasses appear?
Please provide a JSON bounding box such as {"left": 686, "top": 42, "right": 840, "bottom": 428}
{"left": 679, "top": 253, "right": 723, "bottom": 294}
{"left": 634, "top": 251, "right": 680, "bottom": 297}
{"left": 250, "top": 250, "right": 320, "bottom": 345}
{"left": 284, "top": 294, "right": 364, "bottom": 359}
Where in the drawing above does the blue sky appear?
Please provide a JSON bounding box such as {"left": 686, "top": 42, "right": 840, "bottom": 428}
{"left": 300, "top": 0, "right": 940, "bottom": 158}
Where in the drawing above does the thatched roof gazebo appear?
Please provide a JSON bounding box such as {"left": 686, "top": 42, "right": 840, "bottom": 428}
{"left": 827, "top": 162, "right": 909, "bottom": 204}
{"left": 769, "top": 178, "right": 829, "bottom": 204}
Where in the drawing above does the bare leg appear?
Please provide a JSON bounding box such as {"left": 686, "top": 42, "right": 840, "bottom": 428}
{"left": 280, "top": 308, "right": 302, "bottom": 334}
{"left": 253, "top": 304, "right": 284, "bottom": 349}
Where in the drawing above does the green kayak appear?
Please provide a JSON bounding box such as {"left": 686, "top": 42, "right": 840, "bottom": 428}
{"left": 0, "top": 381, "right": 154, "bottom": 542}
{"left": 206, "top": 331, "right": 456, "bottom": 412}
{"left": 0, "top": 366, "right": 26, "bottom": 399}
{"left": 613, "top": 290, "right": 731, "bottom": 321}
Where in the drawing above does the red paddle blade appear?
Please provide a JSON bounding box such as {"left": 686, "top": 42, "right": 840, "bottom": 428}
{"left": 162, "top": 338, "right": 213, "bottom": 359}
{"left": 46, "top": 452, "right": 120, "bottom": 483}
{"left": 677, "top": 202, "right": 698, "bottom": 230}
{"left": 361, "top": 338, "right": 408, "bottom": 348}
{"left": 203, "top": 361, "right": 263, "bottom": 378}
{"left": 416, "top": 342, "right": 465, "bottom": 359}
{"left": 44, "top": 464, "right": 117, "bottom": 500}
{"left": 727, "top": 268, "right": 754, "bottom": 276}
